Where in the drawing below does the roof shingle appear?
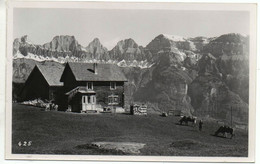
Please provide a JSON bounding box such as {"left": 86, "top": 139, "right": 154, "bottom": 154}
{"left": 66, "top": 62, "right": 127, "bottom": 82}
{"left": 36, "top": 64, "right": 64, "bottom": 86}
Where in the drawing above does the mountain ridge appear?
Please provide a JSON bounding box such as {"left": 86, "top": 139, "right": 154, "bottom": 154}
{"left": 13, "top": 33, "right": 249, "bottom": 66}
{"left": 12, "top": 32, "right": 250, "bottom": 124}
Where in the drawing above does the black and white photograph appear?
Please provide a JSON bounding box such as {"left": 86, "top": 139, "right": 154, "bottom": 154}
{"left": 4, "top": 1, "right": 257, "bottom": 162}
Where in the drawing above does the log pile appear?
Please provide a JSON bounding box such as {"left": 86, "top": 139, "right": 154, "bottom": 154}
{"left": 130, "top": 104, "right": 147, "bottom": 115}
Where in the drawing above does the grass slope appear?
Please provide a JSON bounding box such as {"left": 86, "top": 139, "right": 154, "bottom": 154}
{"left": 12, "top": 103, "right": 248, "bottom": 156}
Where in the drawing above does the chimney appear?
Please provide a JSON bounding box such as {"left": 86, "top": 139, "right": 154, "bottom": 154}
{"left": 93, "top": 63, "right": 98, "bottom": 74}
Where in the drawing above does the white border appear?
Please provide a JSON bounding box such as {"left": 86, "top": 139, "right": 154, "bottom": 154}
{"left": 4, "top": 1, "right": 257, "bottom": 162}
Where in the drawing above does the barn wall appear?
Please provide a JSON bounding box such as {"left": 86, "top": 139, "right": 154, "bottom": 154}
{"left": 49, "top": 86, "right": 63, "bottom": 102}
{"left": 13, "top": 82, "right": 25, "bottom": 102}
{"left": 62, "top": 67, "right": 78, "bottom": 92}
{"left": 58, "top": 67, "right": 78, "bottom": 110}
{"left": 70, "top": 93, "right": 82, "bottom": 112}
{"left": 56, "top": 88, "right": 68, "bottom": 111}
{"left": 21, "top": 68, "right": 50, "bottom": 101}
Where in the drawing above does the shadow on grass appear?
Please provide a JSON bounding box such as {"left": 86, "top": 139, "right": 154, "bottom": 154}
{"left": 121, "top": 112, "right": 132, "bottom": 115}
{"left": 175, "top": 123, "right": 195, "bottom": 127}
{"left": 75, "top": 144, "right": 126, "bottom": 155}
{"left": 210, "top": 134, "right": 233, "bottom": 139}
{"left": 170, "top": 139, "right": 208, "bottom": 150}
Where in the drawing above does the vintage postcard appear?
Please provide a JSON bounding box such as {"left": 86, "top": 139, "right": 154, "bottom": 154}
{"left": 5, "top": 1, "right": 257, "bottom": 162}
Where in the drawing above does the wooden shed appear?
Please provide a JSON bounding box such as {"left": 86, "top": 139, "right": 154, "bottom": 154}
{"left": 20, "top": 64, "right": 64, "bottom": 103}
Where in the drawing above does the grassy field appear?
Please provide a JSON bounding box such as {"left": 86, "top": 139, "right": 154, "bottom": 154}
{"left": 12, "top": 103, "right": 248, "bottom": 156}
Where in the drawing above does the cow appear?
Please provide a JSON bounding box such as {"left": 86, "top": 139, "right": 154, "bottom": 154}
{"left": 214, "top": 126, "right": 234, "bottom": 139}
{"left": 179, "top": 116, "right": 197, "bottom": 126}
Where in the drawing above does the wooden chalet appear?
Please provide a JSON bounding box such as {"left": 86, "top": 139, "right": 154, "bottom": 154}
{"left": 20, "top": 64, "right": 64, "bottom": 103}
{"left": 60, "top": 62, "right": 128, "bottom": 113}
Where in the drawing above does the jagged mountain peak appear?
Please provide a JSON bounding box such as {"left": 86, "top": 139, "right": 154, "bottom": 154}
{"left": 116, "top": 38, "right": 139, "bottom": 48}
{"left": 150, "top": 34, "right": 188, "bottom": 43}
{"left": 20, "top": 35, "right": 28, "bottom": 43}
{"left": 15, "top": 35, "right": 35, "bottom": 45}
{"left": 86, "top": 38, "right": 108, "bottom": 54}
{"left": 203, "top": 33, "right": 249, "bottom": 58}
{"left": 91, "top": 38, "right": 101, "bottom": 44}
{"left": 189, "top": 36, "right": 209, "bottom": 42}
{"left": 212, "top": 33, "right": 248, "bottom": 43}
{"left": 52, "top": 35, "right": 76, "bottom": 40}
{"left": 146, "top": 34, "right": 189, "bottom": 54}
{"left": 48, "top": 35, "right": 79, "bottom": 45}
{"left": 124, "top": 38, "right": 137, "bottom": 43}
{"left": 159, "top": 34, "right": 187, "bottom": 42}
{"left": 87, "top": 38, "right": 106, "bottom": 49}
{"left": 109, "top": 38, "right": 150, "bottom": 62}
{"left": 43, "top": 35, "right": 81, "bottom": 52}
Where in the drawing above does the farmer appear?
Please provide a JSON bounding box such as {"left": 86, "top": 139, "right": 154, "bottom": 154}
{"left": 199, "top": 120, "right": 203, "bottom": 131}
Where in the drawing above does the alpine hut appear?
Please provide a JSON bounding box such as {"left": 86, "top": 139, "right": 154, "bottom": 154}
{"left": 60, "top": 62, "right": 128, "bottom": 113}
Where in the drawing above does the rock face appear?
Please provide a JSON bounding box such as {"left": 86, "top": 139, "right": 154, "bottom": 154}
{"left": 85, "top": 38, "right": 109, "bottom": 60}
{"left": 109, "top": 38, "right": 152, "bottom": 62}
{"left": 146, "top": 34, "right": 188, "bottom": 62}
{"left": 189, "top": 36, "right": 212, "bottom": 52}
{"left": 187, "top": 34, "right": 249, "bottom": 124}
{"left": 203, "top": 33, "right": 249, "bottom": 57}
{"left": 146, "top": 34, "right": 193, "bottom": 53}
{"left": 202, "top": 33, "right": 249, "bottom": 103}
{"left": 188, "top": 75, "right": 248, "bottom": 124}
{"left": 43, "top": 35, "right": 83, "bottom": 52}
{"left": 12, "top": 33, "right": 250, "bottom": 124}
{"left": 13, "top": 58, "right": 39, "bottom": 83}
{"left": 197, "top": 53, "right": 220, "bottom": 76}
{"left": 133, "top": 58, "right": 195, "bottom": 116}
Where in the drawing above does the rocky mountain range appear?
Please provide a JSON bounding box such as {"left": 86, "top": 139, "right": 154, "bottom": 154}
{"left": 13, "top": 33, "right": 211, "bottom": 67}
{"left": 12, "top": 33, "right": 250, "bottom": 125}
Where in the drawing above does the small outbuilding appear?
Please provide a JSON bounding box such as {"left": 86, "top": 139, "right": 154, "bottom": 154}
{"left": 130, "top": 104, "right": 147, "bottom": 115}
{"left": 19, "top": 64, "right": 64, "bottom": 103}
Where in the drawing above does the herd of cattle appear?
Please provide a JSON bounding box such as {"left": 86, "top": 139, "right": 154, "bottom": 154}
{"left": 178, "top": 116, "right": 234, "bottom": 139}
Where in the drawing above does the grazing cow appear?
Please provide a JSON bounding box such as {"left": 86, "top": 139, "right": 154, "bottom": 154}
{"left": 214, "top": 126, "right": 234, "bottom": 139}
{"left": 179, "top": 116, "right": 197, "bottom": 126}
{"left": 162, "top": 112, "right": 168, "bottom": 117}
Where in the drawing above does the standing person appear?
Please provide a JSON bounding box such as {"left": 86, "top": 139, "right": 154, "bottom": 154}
{"left": 199, "top": 120, "right": 203, "bottom": 131}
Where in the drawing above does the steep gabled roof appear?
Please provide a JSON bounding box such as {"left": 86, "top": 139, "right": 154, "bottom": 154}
{"left": 36, "top": 64, "right": 64, "bottom": 86}
{"left": 61, "top": 62, "right": 127, "bottom": 82}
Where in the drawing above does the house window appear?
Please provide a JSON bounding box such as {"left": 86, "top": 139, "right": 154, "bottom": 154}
{"left": 108, "top": 95, "right": 119, "bottom": 105}
{"left": 110, "top": 82, "right": 116, "bottom": 90}
{"left": 82, "top": 96, "right": 86, "bottom": 103}
{"left": 88, "top": 96, "right": 91, "bottom": 104}
{"left": 87, "top": 82, "right": 93, "bottom": 90}
{"left": 92, "top": 96, "right": 96, "bottom": 104}
{"left": 114, "top": 97, "right": 118, "bottom": 103}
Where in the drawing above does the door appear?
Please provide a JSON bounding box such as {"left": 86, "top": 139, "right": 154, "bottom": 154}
{"left": 82, "top": 95, "right": 96, "bottom": 111}
{"left": 90, "top": 95, "right": 96, "bottom": 110}
{"left": 82, "top": 96, "right": 87, "bottom": 111}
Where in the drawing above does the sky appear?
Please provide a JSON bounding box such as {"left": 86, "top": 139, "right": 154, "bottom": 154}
{"left": 13, "top": 8, "right": 249, "bottom": 50}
